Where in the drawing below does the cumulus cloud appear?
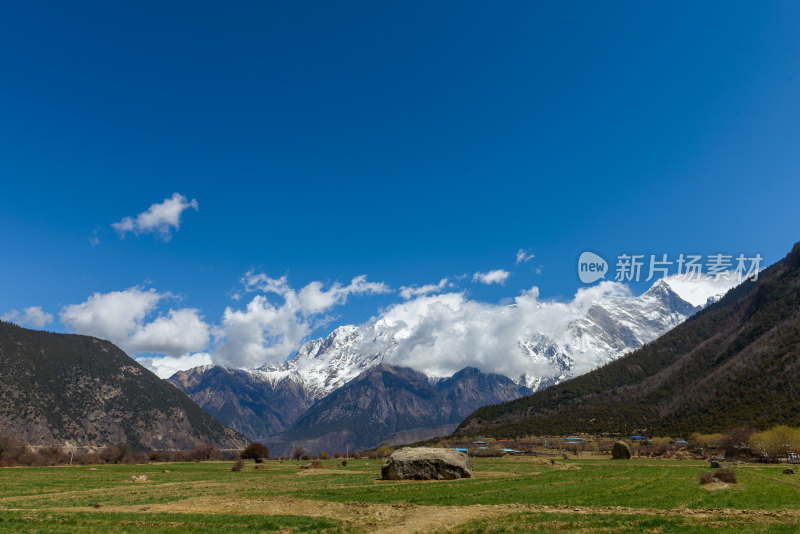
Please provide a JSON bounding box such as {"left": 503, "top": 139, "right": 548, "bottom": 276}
{"left": 60, "top": 287, "right": 210, "bottom": 357}
{"left": 1, "top": 306, "right": 54, "bottom": 328}
{"left": 136, "top": 352, "right": 213, "bottom": 379}
{"left": 127, "top": 308, "right": 210, "bottom": 356}
{"left": 348, "top": 281, "right": 633, "bottom": 381}
{"left": 516, "top": 249, "right": 535, "bottom": 265}
{"left": 212, "top": 273, "right": 390, "bottom": 368}
{"left": 112, "top": 193, "right": 198, "bottom": 241}
{"left": 662, "top": 272, "right": 742, "bottom": 307}
{"left": 472, "top": 269, "right": 511, "bottom": 285}
{"left": 399, "top": 278, "right": 450, "bottom": 300}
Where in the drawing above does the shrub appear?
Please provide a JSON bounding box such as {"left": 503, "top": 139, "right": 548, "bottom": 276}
{"left": 699, "top": 468, "right": 738, "bottom": 484}
{"left": 376, "top": 446, "right": 392, "bottom": 458}
{"left": 231, "top": 460, "right": 243, "bottom": 472}
{"left": 38, "top": 446, "right": 66, "bottom": 464}
{"left": 341, "top": 460, "right": 348, "bottom": 467}
{"left": 191, "top": 444, "right": 218, "bottom": 462}
{"left": 170, "top": 450, "right": 190, "bottom": 462}
{"left": 715, "top": 468, "right": 738, "bottom": 483}
{"left": 99, "top": 443, "right": 124, "bottom": 464}
{"left": 310, "top": 459, "right": 323, "bottom": 468}
{"left": 699, "top": 472, "right": 716, "bottom": 484}
{"left": 319, "top": 451, "right": 329, "bottom": 460}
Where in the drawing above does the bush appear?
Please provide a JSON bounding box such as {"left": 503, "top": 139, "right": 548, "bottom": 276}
{"left": 715, "top": 468, "right": 738, "bottom": 483}
{"left": 699, "top": 472, "right": 716, "bottom": 484}
{"left": 699, "top": 468, "right": 738, "bottom": 484}
{"left": 319, "top": 451, "right": 329, "bottom": 460}
{"left": 191, "top": 444, "right": 219, "bottom": 462}
{"left": 341, "top": 460, "right": 348, "bottom": 467}
{"left": 231, "top": 460, "right": 243, "bottom": 472}
{"left": 376, "top": 446, "right": 392, "bottom": 458}
{"left": 170, "top": 450, "right": 191, "bottom": 462}
{"left": 99, "top": 442, "right": 131, "bottom": 464}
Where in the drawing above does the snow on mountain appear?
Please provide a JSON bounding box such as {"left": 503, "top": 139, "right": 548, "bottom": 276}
{"left": 661, "top": 273, "right": 741, "bottom": 307}
{"left": 249, "top": 276, "right": 739, "bottom": 395}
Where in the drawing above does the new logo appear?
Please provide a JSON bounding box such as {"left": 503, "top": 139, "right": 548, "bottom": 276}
{"left": 578, "top": 251, "right": 608, "bottom": 284}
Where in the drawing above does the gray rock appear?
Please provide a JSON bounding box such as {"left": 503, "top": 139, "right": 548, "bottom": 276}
{"left": 381, "top": 447, "right": 473, "bottom": 480}
{"left": 611, "top": 441, "right": 631, "bottom": 460}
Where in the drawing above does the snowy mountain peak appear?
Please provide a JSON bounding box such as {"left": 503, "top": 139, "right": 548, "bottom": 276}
{"left": 242, "top": 276, "right": 740, "bottom": 395}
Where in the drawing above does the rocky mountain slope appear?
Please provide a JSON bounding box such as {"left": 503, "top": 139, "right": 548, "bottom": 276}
{"left": 274, "top": 364, "right": 531, "bottom": 454}
{"left": 456, "top": 243, "right": 800, "bottom": 438}
{"left": 169, "top": 365, "right": 315, "bottom": 441}
{"left": 0, "top": 322, "right": 245, "bottom": 450}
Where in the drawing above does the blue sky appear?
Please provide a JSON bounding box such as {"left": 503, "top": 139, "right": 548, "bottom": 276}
{"left": 1, "top": 2, "right": 799, "bottom": 374}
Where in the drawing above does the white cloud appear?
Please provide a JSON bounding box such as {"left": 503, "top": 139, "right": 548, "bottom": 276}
{"left": 112, "top": 193, "right": 198, "bottom": 241}
{"left": 358, "top": 281, "right": 633, "bottom": 380}
{"left": 399, "top": 278, "right": 450, "bottom": 300}
{"left": 212, "top": 274, "right": 390, "bottom": 368}
{"left": 662, "top": 272, "right": 742, "bottom": 307}
{"left": 516, "top": 249, "right": 535, "bottom": 265}
{"left": 60, "top": 287, "right": 210, "bottom": 358}
{"left": 473, "top": 269, "right": 511, "bottom": 285}
{"left": 127, "top": 308, "right": 210, "bottom": 356}
{"left": 1, "top": 306, "right": 54, "bottom": 328}
{"left": 136, "top": 352, "right": 213, "bottom": 379}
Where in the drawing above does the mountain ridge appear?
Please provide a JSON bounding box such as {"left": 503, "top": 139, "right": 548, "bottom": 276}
{"left": 0, "top": 322, "right": 246, "bottom": 450}
{"left": 455, "top": 242, "right": 800, "bottom": 438}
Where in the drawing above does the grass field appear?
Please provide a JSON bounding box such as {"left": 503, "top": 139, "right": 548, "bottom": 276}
{"left": 1, "top": 456, "right": 800, "bottom": 532}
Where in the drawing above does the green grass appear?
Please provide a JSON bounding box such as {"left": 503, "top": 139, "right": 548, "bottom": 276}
{"left": 1, "top": 457, "right": 800, "bottom": 532}
{"left": 0, "top": 511, "right": 352, "bottom": 533}
{"left": 442, "top": 512, "right": 800, "bottom": 534}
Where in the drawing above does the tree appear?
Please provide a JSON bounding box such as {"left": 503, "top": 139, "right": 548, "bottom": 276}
{"left": 749, "top": 426, "right": 800, "bottom": 461}
{"left": 376, "top": 446, "right": 392, "bottom": 458}
{"left": 241, "top": 442, "right": 269, "bottom": 463}
{"left": 291, "top": 446, "right": 306, "bottom": 461}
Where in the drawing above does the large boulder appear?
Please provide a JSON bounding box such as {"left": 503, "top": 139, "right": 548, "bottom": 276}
{"left": 611, "top": 441, "right": 631, "bottom": 459}
{"left": 381, "top": 447, "right": 474, "bottom": 480}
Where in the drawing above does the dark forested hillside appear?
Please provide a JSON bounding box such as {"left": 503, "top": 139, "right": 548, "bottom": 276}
{"left": 0, "top": 323, "right": 246, "bottom": 450}
{"left": 456, "top": 242, "right": 800, "bottom": 438}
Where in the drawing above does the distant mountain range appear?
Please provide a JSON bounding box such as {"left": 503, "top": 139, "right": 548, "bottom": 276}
{"left": 456, "top": 242, "right": 800, "bottom": 438}
{"left": 276, "top": 364, "right": 531, "bottom": 454}
{"left": 170, "top": 275, "right": 724, "bottom": 453}
{"left": 0, "top": 322, "right": 245, "bottom": 450}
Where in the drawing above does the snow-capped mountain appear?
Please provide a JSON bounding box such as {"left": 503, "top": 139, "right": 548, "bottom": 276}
{"left": 249, "top": 276, "right": 718, "bottom": 394}
{"left": 169, "top": 275, "right": 737, "bottom": 450}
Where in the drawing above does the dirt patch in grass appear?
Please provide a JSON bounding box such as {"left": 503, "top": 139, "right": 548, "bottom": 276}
{"left": 700, "top": 481, "right": 731, "bottom": 491}
{"left": 49, "top": 496, "right": 800, "bottom": 534}
{"left": 295, "top": 469, "right": 363, "bottom": 476}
